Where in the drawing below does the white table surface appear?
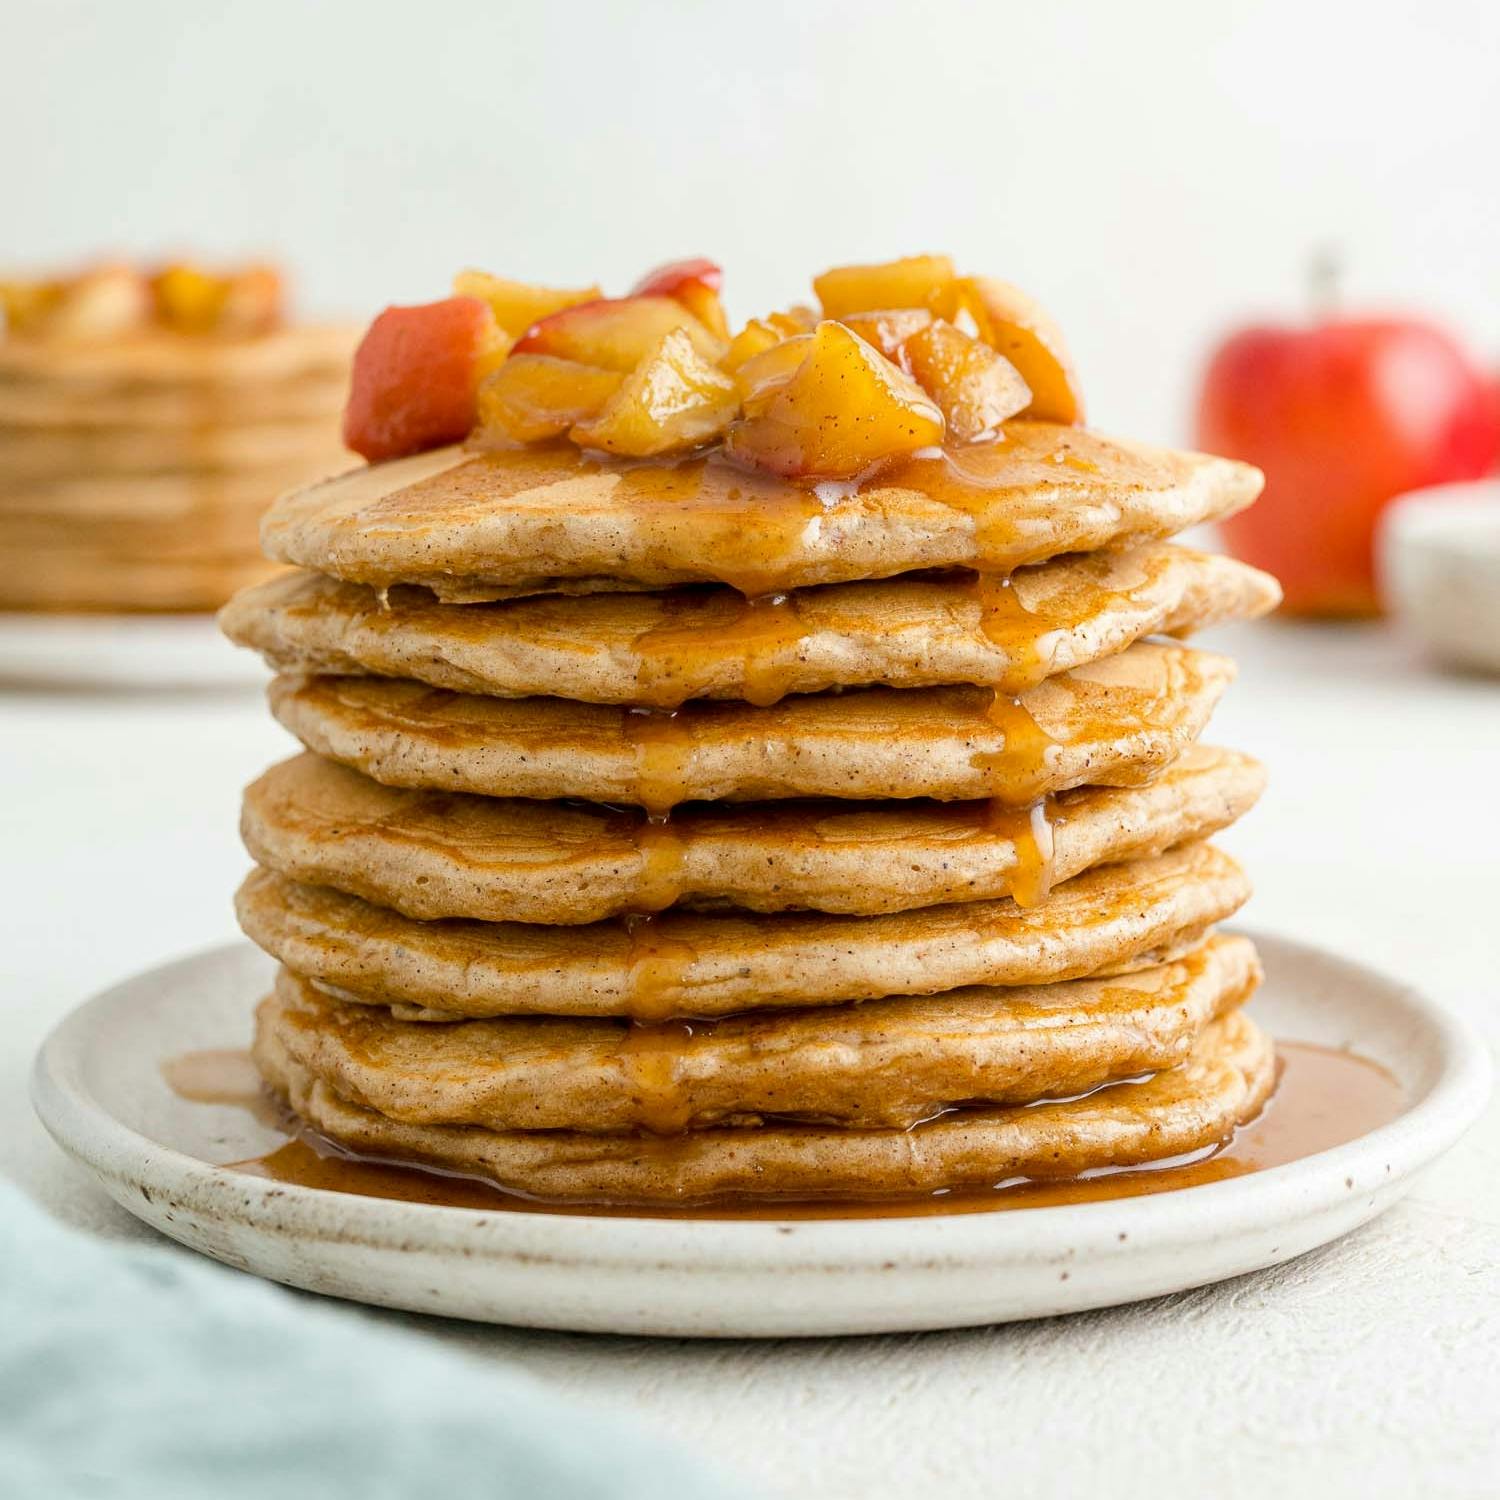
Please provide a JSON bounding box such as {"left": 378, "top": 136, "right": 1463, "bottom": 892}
{"left": 4, "top": 615, "right": 1498, "bottom": 1499}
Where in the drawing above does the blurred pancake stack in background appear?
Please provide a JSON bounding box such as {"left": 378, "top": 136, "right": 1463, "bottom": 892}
{"left": 0, "top": 261, "right": 354, "bottom": 613}
{"left": 223, "top": 255, "right": 1283, "bottom": 1206}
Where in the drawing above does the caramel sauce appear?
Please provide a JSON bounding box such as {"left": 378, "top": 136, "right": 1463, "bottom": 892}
{"left": 620, "top": 911, "right": 699, "bottom": 1022}
{"left": 633, "top": 591, "right": 811, "bottom": 710}
{"left": 619, "top": 1019, "right": 697, "bottom": 1134}
{"left": 183, "top": 1042, "right": 1405, "bottom": 1220}
{"left": 620, "top": 708, "right": 693, "bottom": 817}
{"left": 631, "top": 814, "right": 687, "bottom": 912}
{"left": 986, "top": 798, "right": 1056, "bottom": 908}
{"left": 973, "top": 571, "right": 1055, "bottom": 691}
{"left": 606, "top": 454, "right": 828, "bottom": 600}
{"left": 160, "top": 1049, "right": 285, "bottom": 1130}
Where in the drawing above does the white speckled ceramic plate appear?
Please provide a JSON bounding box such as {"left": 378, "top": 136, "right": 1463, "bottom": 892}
{"left": 31, "top": 932, "right": 1489, "bottom": 1338}
{"left": 0, "top": 612, "right": 268, "bottom": 690}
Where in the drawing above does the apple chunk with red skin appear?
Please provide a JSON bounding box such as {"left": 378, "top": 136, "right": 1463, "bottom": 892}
{"left": 515, "top": 295, "right": 724, "bottom": 371}
{"left": 903, "top": 319, "right": 1031, "bottom": 441}
{"left": 724, "top": 321, "right": 945, "bottom": 478}
{"left": 571, "top": 329, "right": 740, "bottom": 457}
{"left": 343, "top": 297, "right": 507, "bottom": 462}
{"left": 475, "top": 355, "right": 622, "bottom": 444}
{"left": 631, "top": 259, "right": 729, "bottom": 341}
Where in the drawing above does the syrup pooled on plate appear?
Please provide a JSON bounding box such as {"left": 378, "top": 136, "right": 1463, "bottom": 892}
{"left": 167, "top": 1041, "right": 1404, "bottom": 1221}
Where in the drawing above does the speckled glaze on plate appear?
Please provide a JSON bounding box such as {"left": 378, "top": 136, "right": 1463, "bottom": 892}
{"left": 30, "top": 931, "right": 1489, "bottom": 1337}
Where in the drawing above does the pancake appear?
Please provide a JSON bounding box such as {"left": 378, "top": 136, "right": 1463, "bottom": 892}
{"left": 266, "top": 640, "right": 1232, "bottom": 811}
{"left": 222, "top": 544, "right": 1280, "bottom": 705}
{"left": 0, "top": 550, "right": 278, "bottom": 613}
{"left": 0, "top": 322, "right": 356, "bottom": 385}
{"left": 234, "top": 841, "right": 1250, "bottom": 1019}
{"left": 0, "top": 418, "right": 351, "bottom": 483}
{"left": 241, "top": 744, "right": 1263, "bottom": 922}
{"left": 254, "top": 1005, "right": 1275, "bottom": 1204}
{"left": 262, "top": 934, "right": 1260, "bottom": 1133}
{"left": 0, "top": 369, "right": 351, "bottom": 430}
{"left": 258, "top": 424, "right": 1263, "bottom": 598}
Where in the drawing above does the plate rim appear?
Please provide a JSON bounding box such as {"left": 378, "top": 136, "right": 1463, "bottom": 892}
{"left": 30, "top": 929, "right": 1492, "bottom": 1273}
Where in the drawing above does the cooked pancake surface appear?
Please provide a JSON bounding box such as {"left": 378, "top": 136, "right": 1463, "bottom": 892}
{"left": 259, "top": 425, "right": 1263, "bottom": 598}
{"left": 221, "top": 545, "right": 1279, "bottom": 705}
{"left": 267, "top": 640, "right": 1232, "bottom": 810}
{"left": 242, "top": 744, "right": 1263, "bottom": 922}
{"left": 263, "top": 934, "right": 1260, "bottom": 1132}
{"left": 254, "top": 1006, "right": 1275, "bottom": 1203}
{"left": 235, "top": 841, "right": 1250, "bottom": 1019}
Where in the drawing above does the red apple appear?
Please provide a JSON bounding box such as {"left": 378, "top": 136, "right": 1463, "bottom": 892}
{"left": 343, "top": 297, "right": 506, "bottom": 462}
{"left": 1197, "top": 315, "right": 1500, "bottom": 615}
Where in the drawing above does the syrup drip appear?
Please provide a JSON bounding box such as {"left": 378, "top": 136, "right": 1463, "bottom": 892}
{"left": 618, "top": 1019, "right": 697, "bottom": 1134}
{"left": 973, "top": 571, "right": 1061, "bottom": 694}
{"left": 609, "top": 453, "right": 827, "bottom": 600}
{"left": 620, "top": 912, "right": 698, "bottom": 1023}
{"left": 986, "top": 798, "right": 1056, "bottom": 908}
{"left": 633, "top": 591, "right": 812, "bottom": 710}
{"left": 621, "top": 708, "right": 693, "bottom": 817}
{"left": 203, "top": 1042, "right": 1407, "bottom": 1220}
{"left": 632, "top": 813, "right": 686, "bottom": 912}
{"left": 973, "top": 688, "right": 1062, "bottom": 807}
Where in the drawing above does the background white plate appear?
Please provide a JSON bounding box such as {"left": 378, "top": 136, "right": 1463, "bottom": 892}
{"left": 31, "top": 932, "right": 1489, "bottom": 1338}
{"left": 0, "top": 612, "right": 268, "bottom": 691}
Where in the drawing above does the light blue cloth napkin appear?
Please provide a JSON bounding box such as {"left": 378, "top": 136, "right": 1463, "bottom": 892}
{"left": 0, "top": 1182, "right": 744, "bottom": 1499}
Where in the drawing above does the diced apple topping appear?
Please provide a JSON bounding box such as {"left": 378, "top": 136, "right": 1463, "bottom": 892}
{"left": 732, "top": 334, "right": 814, "bottom": 415}
{"left": 813, "top": 255, "right": 957, "bottom": 319}
{"left": 153, "top": 263, "right": 283, "bottom": 336}
{"left": 902, "top": 320, "right": 1031, "bottom": 441}
{"left": 961, "top": 277, "right": 1084, "bottom": 425}
{"left": 452, "top": 270, "right": 600, "bottom": 339}
{"left": 631, "top": 258, "right": 729, "bottom": 340}
{"left": 475, "top": 355, "right": 623, "bottom": 444}
{"left": 722, "top": 317, "right": 786, "bottom": 373}
{"left": 723, "top": 321, "right": 944, "bottom": 478}
{"left": 33, "top": 266, "right": 150, "bottom": 341}
{"left": 343, "top": 297, "right": 508, "bottom": 462}
{"left": 837, "top": 308, "right": 934, "bottom": 362}
{"left": 340, "top": 254, "right": 1087, "bottom": 473}
{"left": 514, "top": 295, "right": 725, "bottom": 370}
{"left": 571, "top": 328, "right": 740, "bottom": 457}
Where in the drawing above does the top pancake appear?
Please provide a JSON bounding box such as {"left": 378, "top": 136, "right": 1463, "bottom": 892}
{"left": 258, "top": 424, "right": 1263, "bottom": 598}
{"left": 222, "top": 544, "right": 1279, "bottom": 705}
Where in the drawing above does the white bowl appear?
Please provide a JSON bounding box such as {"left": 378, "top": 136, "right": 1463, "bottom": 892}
{"left": 1379, "top": 481, "right": 1500, "bottom": 673}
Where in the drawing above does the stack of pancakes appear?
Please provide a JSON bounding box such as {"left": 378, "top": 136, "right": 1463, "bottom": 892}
{"left": 223, "top": 418, "right": 1282, "bottom": 1206}
{"left": 0, "top": 264, "right": 354, "bottom": 612}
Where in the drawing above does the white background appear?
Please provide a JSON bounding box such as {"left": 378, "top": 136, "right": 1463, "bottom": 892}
{"left": 7, "top": 0, "right": 1500, "bottom": 443}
